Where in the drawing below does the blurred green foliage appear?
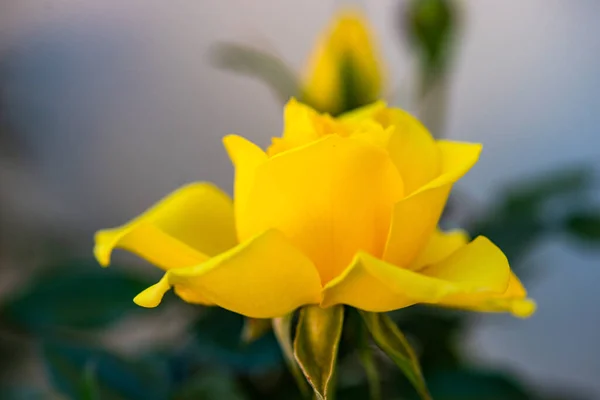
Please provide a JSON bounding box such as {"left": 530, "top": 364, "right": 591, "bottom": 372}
{"left": 4, "top": 261, "right": 154, "bottom": 333}
{"left": 187, "top": 308, "right": 282, "bottom": 373}
{"left": 43, "top": 340, "right": 170, "bottom": 400}
{"left": 565, "top": 212, "right": 600, "bottom": 242}
{"left": 470, "top": 166, "right": 599, "bottom": 268}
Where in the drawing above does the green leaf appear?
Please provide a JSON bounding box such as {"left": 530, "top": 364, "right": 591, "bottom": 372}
{"left": 173, "top": 369, "right": 248, "bottom": 400}
{"left": 294, "top": 305, "right": 344, "bottom": 400}
{"left": 4, "top": 260, "right": 154, "bottom": 333}
{"left": 210, "top": 43, "right": 299, "bottom": 104}
{"left": 241, "top": 317, "right": 271, "bottom": 344}
{"left": 81, "top": 361, "right": 101, "bottom": 400}
{"left": 424, "top": 368, "right": 530, "bottom": 400}
{"left": 190, "top": 308, "right": 282, "bottom": 373}
{"left": 564, "top": 211, "right": 600, "bottom": 242}
{"left": 43, "top": 340, "right": 170, "bottom": 400}
{"left": 360, "top": 311, "right": 430, "bottom": 400}
{"left": 506, "top": 167, "right": 592, "bottom": 205}
{"left": 272, "top": 313, "right": 310, "bottom": 397}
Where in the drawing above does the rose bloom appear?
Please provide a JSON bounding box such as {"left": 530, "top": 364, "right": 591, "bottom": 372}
{"left": 94, "top": 100, "right": 535, "bottom": 319}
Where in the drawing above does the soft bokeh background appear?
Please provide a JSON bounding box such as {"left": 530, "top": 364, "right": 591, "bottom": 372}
{"left": 1, "top": 1, "right": 599, "bottom": 399}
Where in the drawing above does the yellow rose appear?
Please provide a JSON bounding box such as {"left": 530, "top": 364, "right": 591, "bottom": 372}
{"left": 302, "top": 9, "right": 384, "bottom": 115}
{"left": 94, "top": 100, "right": 535, "bottom": 319}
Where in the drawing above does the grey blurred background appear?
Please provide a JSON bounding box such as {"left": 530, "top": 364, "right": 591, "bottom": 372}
{"left": 1, "top": 0, "right": 599, "bottom": 397}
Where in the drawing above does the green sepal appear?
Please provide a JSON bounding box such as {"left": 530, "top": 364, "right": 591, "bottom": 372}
{"left": 360, "top": 311, "right": 431, "bottom": 400}
{"left": 272, "top": 313, "right": 310, "bottom": 397}
{"left": 294, "top": 305, "right": 344, "bottom": 400}
{"left": 356, "top": 319, "right": 381, "bottom": 400}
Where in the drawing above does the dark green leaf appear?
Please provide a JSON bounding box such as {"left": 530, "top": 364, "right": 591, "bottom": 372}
{"left": 564, "top": 212, "right": 600, "bottom": 242}
{"left": 272, "top": 313, "right": 310, "bottom": 397}
{"left": 43, "top": 340, "right": 170, "bottom": 400}
{"left": 4, "top": 260, "right": 154, "bottom": 333}
{"left": 360, "top": 311, "right": 430, "bottom": 400}
{"left": 424, "top": 368, "right": 530, "bottom": 400}
{"left": 172, "top": 369, "right": 248, "bottom": 400}
{"left": 190, "top": 308, "right": 282, "bottom": 373}
{"left": 210, "top": 43, "right": 299, "bottom": 103}
{"left": 294, "top": 305, "right": 344, "bottom": 400}
{"left": 81, "top": 361, "right": 101, "bottom": 400}
{"left": 336, "top": 384, "right": 373, "bottom": 400}
{"left": 390, "top": 306, "right": 464, "bottom": 371}
{"left": 506, "top": 167, "right": 592, "bottom": 205}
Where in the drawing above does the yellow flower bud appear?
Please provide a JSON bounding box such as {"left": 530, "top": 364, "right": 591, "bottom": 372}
{"left": 302, "top": 9, "right": 384, "bottom": 115}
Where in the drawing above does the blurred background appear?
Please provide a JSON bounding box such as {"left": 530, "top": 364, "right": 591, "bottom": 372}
{"left": 0, "top": 0, "right": 599, "bottom": 399}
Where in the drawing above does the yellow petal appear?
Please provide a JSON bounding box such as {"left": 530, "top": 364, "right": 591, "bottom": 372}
{"left": 134, "top": 230, "right": 323, "bottom": 318}
{"left": 133, "top": 276, "right": 215, "bottom": 310}
{"left": 267, "top": 99, "right": 390, "bottom": 156}
{"left": 223, "top": 134, "right": 268, "bottom": 228}
{"left": 420, "top": 236, "right": 510, "bottom": 293}
{"left": 302, "top": 9, "right": 383, "bottom": 115}
{"left": 381, "top": 184, "right": 451, "bottom": 268}
{"left": 439, "top": 272, "right": 536, "bottom": 318}
{"left": 343, "top": 105, "right": 441, "bottom": 194}
{"left": 321, "top": 251, "right": 458, "bottom": 311}
{"left": 133, "top": 275, "right": 214, "bottom": 309}
{"left": 267, "top": 99, "right": 325, "bottom": 156}
{"left": 173, "top": 285, "right": 213, "bottom": 305}
{"left": 410, "top": 228, "right": 470, "bottom": 271}
{"left": 383, "top": 141, "right": 482, "bottom": 267}
{"left": 338, "top": 100, "right": 387, "bottom": 123}
{"left": 433, "top": 141, "right": 483, "bottom": 186}
{"left": 239, "top": 135, "right": 404, "bottom": 284}
{"left": 420, "top": 236, "right": 534, "bottom": 318}
{"left": 133, "top": 274, "right": 171, "bottom": 308}
{"left": 321, "top": 237, "right": 530, "bottom": 318}
{"left": 377, "top": 109, "right": 441, "bottom": 195}
{"left": 94, "top": 183, "right": 236, "bottom": 270}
